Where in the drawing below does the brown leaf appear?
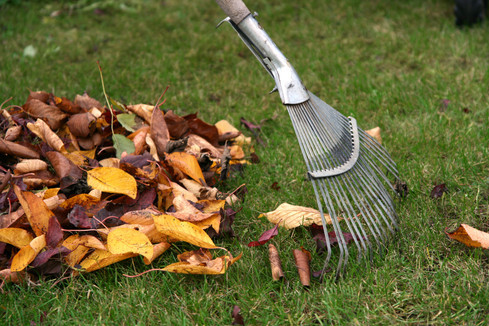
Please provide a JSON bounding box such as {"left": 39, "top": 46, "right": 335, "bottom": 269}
{"left": 268, "top": 243, "right": 284, "bottom": 281}
{"left": 27, "top": 90, "right": 50, "bottom": 103}
{"left": 431, "top": 184, "right": 447, "bottom": 199}
{"left": 164, "top": 110, "right": 189, "bottom": 139}
{"left": 168, "top": 195, "right": 215, "bottom": 222}
{"left": 0, "top": 139, "right": 40, "bottom": 159}
{"left": 66, "top": 112, "right": 96, "bottom": 138}
{"left": 163, "top": 248, "right": 241, "bottom": 274}
{"left": 126, "top": 104, "right": 153, "bottom": 124}
{"left": 45, "top": 151, "right": 82, "bottom": 188}
{"left": 55, "top": 96, "right": 82, "bottom": 114}
{"left": 4, "top": 125, "right": 22, "bottom": 141}
{"left": 293, "top": 248, "right": 311, "bottom": 287}
{"left": 27, "top": 119, "right": 66, "bottom": 152}
{"left": 187, "top": 134, "right": 222, "bottom": 158}
{"left": 446, "top": 224, "right": 489, "bottom": 249}
{"left": 22, "top": 99, "right": 68, "bottom": 130}
{"left": 150, "top": 107, "right": 170, "bottom": 158}
{"left": 185, "top": 114, "right": 220, "bottom": 146}
{"left": 74, "top": 93, "right": 102, "bottom": 110}
{"left": 14, "top": 159, "right": 48, "bottom": 174}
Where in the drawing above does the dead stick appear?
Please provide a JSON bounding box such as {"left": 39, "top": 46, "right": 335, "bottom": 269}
{"left": 293, "top": 249, "right": 311, "bottom": 287}
{"left": 268, "top": 243, "right": 284, "bottom": 281}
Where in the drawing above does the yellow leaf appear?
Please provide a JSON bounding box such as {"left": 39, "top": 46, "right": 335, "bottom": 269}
{"left": 261, "top": 203, "right": 334, "bottom": 229}
{"left": 0, "top": 228, "right": 34, "bottom": 248}
{"left": 143, "top": 242, "right": 171, "bottom": 265}
{"left": 11, "top": 235, "right": 46, "bottom": 272}
{"left": 163, "top": 249, "right": 241, "bottom": 275}
{"left": 107, "top": 228, "right": 153, "bottom": 261}
{"left": 120, "top": 209, "right": 158, "bottom": 225}
{"left": 166, "top": 152, "right": 205, "bottom": 184}
{"left": 192, "top": 213, "right": 221, "bottom": 233}
{"left": 14, "top": 185, "right": 54, "bottom": 236}
{"left": 153, "top": 213, "right": 217, "bottom": 248}
{"left": 446, "top": 224, "right": 489, "bottom": 249}
{"left": 86, "top": 167, "right": 137, "bottom": 199}
{"left": 79, "top": 249, "right": 137, "bottom": 273}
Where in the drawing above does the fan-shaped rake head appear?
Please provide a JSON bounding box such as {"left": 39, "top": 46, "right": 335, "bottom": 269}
{"left": 287, "top": 92, "right": 399, "bottom": 277}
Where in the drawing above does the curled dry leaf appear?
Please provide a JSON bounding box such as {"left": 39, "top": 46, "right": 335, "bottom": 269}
{"left": 0, "top": 139, "right": 40, "bottom": 159}
{"left": 14, "top": 159, "right": 48, "bottom": 174}
{"left": 27, "top": 119, "right": 66, "bottom": 152}
{"left": 22, "top": 99, "right": 69, "bottom": 130}
{"left": 261, "top": 203, "right": 333, "bottom": 229}
{"left": 126, "top": 103, "right": 153, "bottom": 124}
{"left": 446, "top": 224, "right": 489, "bottom": 249}
{"left": 5, "top": 125, "right": 22, "bottom": 141}
{"left": 268, "top": 243, "right": 284, "bottom": 281}
{"left": 163, "top": 248, "right": 242, "bottom": 275}
{"left": 293, "top": 248, "right": 311, "bottom": 287}
{"left": 86, "top": 167, "right": 137, "bottom": 199}
{"left": 66, "top": 112, "right": 96, "bottom": 138}
{"left": 74, "top": 93, "right": 102, "bottom": 110}
{"left": 150, "top": 107, "right": 170, "bottom": 158}
{"left": 169, "top": 194, "right": 215, "bottom": 222}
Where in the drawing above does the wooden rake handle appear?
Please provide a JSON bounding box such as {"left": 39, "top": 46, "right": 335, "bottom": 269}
{"left": 215, "top": 0, "right": 252, "bottom": 24}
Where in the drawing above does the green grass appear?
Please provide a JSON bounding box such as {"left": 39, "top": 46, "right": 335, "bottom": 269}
{"left": 1, "top": 0, "right": 489, "bottom": 324}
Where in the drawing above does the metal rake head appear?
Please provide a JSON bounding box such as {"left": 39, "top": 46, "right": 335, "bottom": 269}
{"left": 287, "top": 92, "right": 399, "bottom": 277}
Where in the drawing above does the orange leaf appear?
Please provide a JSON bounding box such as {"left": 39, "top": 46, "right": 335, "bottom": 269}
{"left": 11, "top": 235, "right": 46, "bottom": 272}
{"left": 153, "top": 213, "right": 216, "bottom": 248}
{"left": 107, "top": 228, "right": 153, "bottom": 261}
{"left": 0, "top": 228, "right": 34, "bottom": 248}
{"left": 446, "top": 224, "right": 489, "bottom": 249}
{"left": 14, "top": 185, "right": 54, "bottom": 236}
{"left": 59, "top": 193, "right": 101, "bottom": 210}
{"left": 166, "top": 152, "right": 205, "bottom": 184}
{"left": 86, "top": 167, "right": 137, "bottom": 199}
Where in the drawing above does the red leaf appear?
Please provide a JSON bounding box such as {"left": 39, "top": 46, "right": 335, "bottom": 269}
{"left": 46, "top": 216, "right": 63, "bottom": 249}
{"left": 247, "top": 224, "right": 279, "bottom": 247}
{"left": 231, "top": 305, "right": 245, "bottom": 325}
{"left": 430, "top": 183, "right": 447, "bottom": 199}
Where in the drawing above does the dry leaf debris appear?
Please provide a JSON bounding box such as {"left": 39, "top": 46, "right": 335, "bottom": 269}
{"left": 0, "top": 90, "right": 248, "bottom": 285}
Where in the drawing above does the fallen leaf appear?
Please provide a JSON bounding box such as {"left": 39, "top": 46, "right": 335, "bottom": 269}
{"left": 431, "top": 183, "right": 447, "bottom": 199}
{"left": 22, "top": 99, "right": 68, "bottom": 130}
{"left": 14, "top": 159, "right": 48, "bottom": 174}
{"left": 260, "top": 203, "right": 333, "bottom": 229}
{"left": 0, "top": 269, "right": 25, "bottom": 284}
{"left": 163, "top": 249, "right": 241, "bottom": 274}
{"left": 365, "top": 126, "right": 382, "bottom": 144}
{"left": 168, "top": 194, "right": 215, "bottom": 222}
{"left": 166, "top": 152, "right": 205, "bottom": 184}
{"left": 248, "top": 224, "right": 279, "bottom": 247}
{"left": 293, "top": 248, "right": 311, "bottom": 287}
{"left": 446, "top": 224, "right": 489, "bottom": 249}
{"left": 143, "top": 242, "right": 171, "bottom": 265}
{"left": 66, "top": 112, "right": 96, "bottom": 137}
{"left": 112, "top": 134, "right": 135, "bottom": 159}
{"left": 107, "top": 228, "right": 154, "bottom": 261}
{"left": 27, "top": 119, "right": 66, "bottom": 152}
{"left": 0, "top": 139, "right": 40, "bottom": 159}
{"left": 153, "top": 213, "right": 217, "bottom": 248}
{"left": 231, "top": 305, "right": 245, "bottom": 325}
{"left": 0, "top": 228, "right": 34, "bottom": 248}
{"left": 79, "top": 249, "right": 138, "bottom": 273}
{"left": 87, "top": 167, "right": 137, "bottom": 199}
{"left": 11, "top": 235, "right": 46, "bottom": 272}
{"left": 268, "top": 243, "right": 284, "bottom": 281}
{"left": 150, "top": 107, "right": 170, "bottom": 158}
{"left": 14, "top": 185, "right": 54, "bottom": 236}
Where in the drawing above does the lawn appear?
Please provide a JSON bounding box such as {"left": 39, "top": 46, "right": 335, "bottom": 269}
{"left": 1, "top": 0, "right": 489, "bottom": 324}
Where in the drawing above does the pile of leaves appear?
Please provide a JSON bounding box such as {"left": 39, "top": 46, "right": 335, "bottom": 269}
{"left": 0, "top": 88, "right": 249, "bottom": 285}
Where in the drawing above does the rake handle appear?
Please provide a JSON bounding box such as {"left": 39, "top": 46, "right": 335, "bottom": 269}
{"left": 215, "top": 0, "right": 251, "bottom": 24}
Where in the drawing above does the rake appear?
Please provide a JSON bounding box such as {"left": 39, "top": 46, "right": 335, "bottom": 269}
{"left": 215, "top": 0, "right": 399, "bottom": 277}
